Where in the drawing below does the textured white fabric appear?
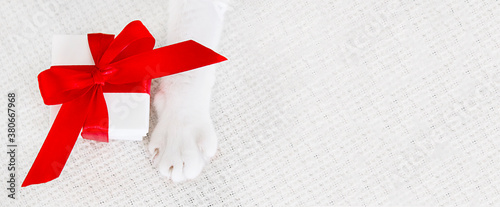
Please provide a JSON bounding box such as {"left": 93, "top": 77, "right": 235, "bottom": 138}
{"left": 1, "top": 0, "right": 500, "bottom": 206}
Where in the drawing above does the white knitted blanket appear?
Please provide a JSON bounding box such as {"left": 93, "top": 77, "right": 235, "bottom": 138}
{"left": 1, "top": 0, "right": 499, "bottom": 206}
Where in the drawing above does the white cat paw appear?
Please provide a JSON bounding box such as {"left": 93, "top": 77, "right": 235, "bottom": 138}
{"left": 148, "top": 111, "right": 217, "bottom": 182}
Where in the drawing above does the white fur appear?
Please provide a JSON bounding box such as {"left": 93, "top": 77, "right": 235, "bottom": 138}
{"left": 149, "top": 0, "right": 228, "bottom": 182}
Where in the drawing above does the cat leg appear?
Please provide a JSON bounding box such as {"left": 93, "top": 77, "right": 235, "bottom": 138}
{"left": 149, "top": 0, "right": 228, "bottom": 182}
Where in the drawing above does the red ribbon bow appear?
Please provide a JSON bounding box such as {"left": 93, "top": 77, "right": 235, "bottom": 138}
{"left": 22, "top": 20, "right": 227, "bottom": 187}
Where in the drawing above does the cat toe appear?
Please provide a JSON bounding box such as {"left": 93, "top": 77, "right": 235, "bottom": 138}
{"left": 198, "top": 122, "right": 218, "bottom": 161}
{"left": 170, "top": 161, "right": 186, "bottom": 182}
{"left": 182, "top": 140, "right": 205, "bottom": 179}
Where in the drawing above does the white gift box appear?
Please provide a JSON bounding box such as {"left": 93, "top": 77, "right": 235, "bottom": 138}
{"left": 49, "top": 35, "right": 150, "bottom": 141}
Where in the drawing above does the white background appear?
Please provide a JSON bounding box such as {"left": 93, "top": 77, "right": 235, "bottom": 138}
{"left": 1, "top": 0, "right": 499, "bottom": 206}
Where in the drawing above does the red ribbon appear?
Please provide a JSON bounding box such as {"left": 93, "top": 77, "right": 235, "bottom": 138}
{"left": 22, "top": 20, "right": 227, "bottom": 187}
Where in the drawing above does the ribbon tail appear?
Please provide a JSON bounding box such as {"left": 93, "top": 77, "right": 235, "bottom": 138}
{"left": 81, "top": 86, "right": 109, "bottom": 142}
{"left": 22, "top": 90, "right": 95, "bottom": 187}
{"left": 107, "top": 40, "right": 228, "bottom": 84}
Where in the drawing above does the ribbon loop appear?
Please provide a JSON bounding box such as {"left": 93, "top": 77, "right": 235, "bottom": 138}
{"left": 23, "top": 20, "right": 227, "bottom": 187}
